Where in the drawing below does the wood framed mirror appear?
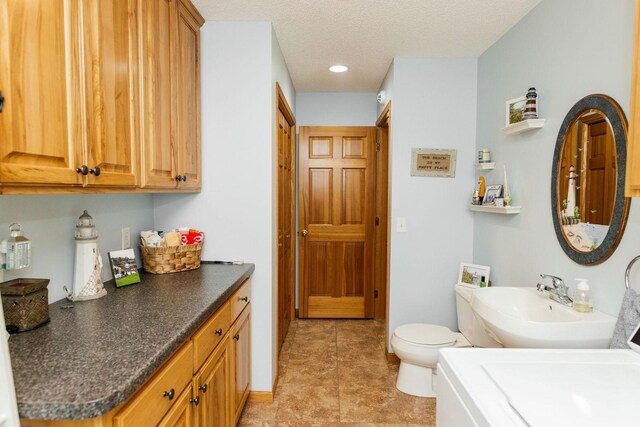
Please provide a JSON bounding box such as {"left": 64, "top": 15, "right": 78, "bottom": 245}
{"left": 551, "top": 94, "right": 630, "bottom": 265}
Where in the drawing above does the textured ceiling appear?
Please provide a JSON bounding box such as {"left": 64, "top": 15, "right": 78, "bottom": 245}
{"left": 192, "top": 0, "right": 542, "bottom": 92}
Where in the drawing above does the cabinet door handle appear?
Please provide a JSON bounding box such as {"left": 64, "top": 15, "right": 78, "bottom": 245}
{"left": 182, "top": 175, "right": 187, "bottom": 182}
{"left": 198, "top": 383, "right": 208, "bottom": 393}
{"left": 0, "top": 90, "right": 5, "bottom": 113}
{"left": 233, "top": 334, "right": 240, "bottom": 341}
{"left": 163, "top": 388, "right": 175, "bottom": 400}
{"left": 239, "top": 296, "right": 249, "bottom": 302}
{"left": 214, "top": 328, "right": 223, "bottom": 336}
{"left": 76, "top": 165, "right": 89, "bottom": 175}
{"left": 190, "top": 396, "right": 200, "bottom": 406}
{"left": 89, "top": 166, "right": 101, "bottom": 176}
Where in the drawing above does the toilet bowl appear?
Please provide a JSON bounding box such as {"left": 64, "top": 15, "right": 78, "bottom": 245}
{"left": 391, "top": 283, "right": 501, "bottom": 397}
{"left": 391, "top": 324, "right": 470, "bottom": 397}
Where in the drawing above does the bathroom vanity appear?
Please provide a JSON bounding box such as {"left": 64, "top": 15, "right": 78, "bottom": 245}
{"left": 437, "top": 348, "right": 640, "bottom": 427}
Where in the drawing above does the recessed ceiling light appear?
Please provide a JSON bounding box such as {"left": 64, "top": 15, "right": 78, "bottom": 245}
{"left": 329, "top": 65, "right": 348, "bottom": 73}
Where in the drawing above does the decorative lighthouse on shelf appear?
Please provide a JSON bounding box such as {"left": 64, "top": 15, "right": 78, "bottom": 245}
{"left": 69, "top": 211, "right": 106, "bottom": 301}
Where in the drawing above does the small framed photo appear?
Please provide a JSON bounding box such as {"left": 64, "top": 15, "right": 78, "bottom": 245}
{"left": 458, "top": 262, "right": 491, "bottom": 287}
{"left": 506, "top": 96, "right": 527, "bottom": 126}
{"left": 483, "top": 184, "right": 503, "bottom": 206}
{"left": 108, "top": 249, "right": 141, "bottom": 288}
{"left": 494, "top": 197, "right": 505, "bottom": 207}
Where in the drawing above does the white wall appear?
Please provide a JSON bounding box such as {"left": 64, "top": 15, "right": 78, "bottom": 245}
{"left": 386, "top": 58, "right": 478, "bottom": 347}
{"left": 475, "top": 0, "right": 637, "bottom": 316}
{"left": 296, "top": 92, "right": 378, "bottom": 126}
{"left": 0, "top": 194, "right": 153, "bottom": 302}
{"left": 154, "top": 21, "right": 295, "bottom": 392}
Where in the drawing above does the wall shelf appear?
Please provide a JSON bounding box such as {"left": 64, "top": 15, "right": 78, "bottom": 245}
{"left": 469, "top": 205, "right": 521, "bottom": 215}
{"left": 474, "top": 162, "right": 495, "bottom": 170}
{"left": 502, "top": 119, "right": 546, "bottom": 135}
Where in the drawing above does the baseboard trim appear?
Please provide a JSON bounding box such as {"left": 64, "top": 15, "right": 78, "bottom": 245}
{"left": 248, "top": 391, "right": 273, "bottom": 403}
{"left": 248, "top": 372, "right": 279, "bottom": 403}
{"left": 386, "top": 350, "right": 400, "bottom": 364}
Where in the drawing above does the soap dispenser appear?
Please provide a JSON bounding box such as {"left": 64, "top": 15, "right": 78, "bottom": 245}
{"left": 573, "top": 278, "right": 592, "bottom": 313}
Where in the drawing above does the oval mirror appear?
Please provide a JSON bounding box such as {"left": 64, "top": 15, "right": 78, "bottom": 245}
{"left": 551, "top": 94, "right": 630, "bottom": 265}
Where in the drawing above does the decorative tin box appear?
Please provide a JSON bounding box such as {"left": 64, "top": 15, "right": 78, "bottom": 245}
{"left": 0, "top": 278, "right": 50, "bottom": 333}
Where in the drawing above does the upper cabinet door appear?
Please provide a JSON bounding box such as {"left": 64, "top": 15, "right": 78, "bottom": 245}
{"left": 0, "top": 0, "right": 84, "bottom": 185}
{"left": 81, "top": 0, "right": 138, "bottom": 187}
{"left": 139, "top": 0, "right": 178, "bottom": 188}
{"left": 176, "top": 1, "right": 203, "bottom": 190}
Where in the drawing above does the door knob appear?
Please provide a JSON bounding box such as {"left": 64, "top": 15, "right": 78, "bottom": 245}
{"left": 301, "top": 229, "right": 308, "bottom": 237}
{"left": 0, "top": 90, "right": 5, "bottom": 113}
{"left": 76, "top": 165, "right": 89, "bottom": 175}
{"left": 89, "top": 166, "right": 101, "bottom": 176}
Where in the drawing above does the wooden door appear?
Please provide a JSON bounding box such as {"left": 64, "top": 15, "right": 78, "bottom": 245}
{"left": 299, "top": 126, "right": 376, "bottom": 318}
{"left": 158, "top": 386, "right": 195, "bottom": 427}
{"left": 81, "top": 0, "right": 138, "bottom": 187}
{"left": 232, "top": 308, "right": 250, "bottom": 424}
{"left": 176, "top": 1, "right": 202, "bottom": 189}
{"left": 139, "top": 0, "right": 178, "bottom": 188}
{"left": 583, "top": 116, "right": 616, "bottom": 225}
{"left": 0, "top": 0, "right": 84, "bottom": 185}
{"left": 276, "top": 87, "right": 295, "bottom": 353}
{"left": 195, "top": 336, "right": 230, "bottom": 427}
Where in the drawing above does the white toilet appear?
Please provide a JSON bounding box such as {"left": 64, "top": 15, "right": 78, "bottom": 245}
{"left": 391, "top": 283, "right": 500, "bottom": 397}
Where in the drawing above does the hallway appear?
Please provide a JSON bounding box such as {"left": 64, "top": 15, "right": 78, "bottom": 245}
{"left": 239, "top": 319, "right": 436, "bottom": 426}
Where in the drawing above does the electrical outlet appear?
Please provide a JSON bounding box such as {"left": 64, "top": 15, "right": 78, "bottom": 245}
{"left": 396, "top": 217, "right": 407, "bottom": 233}
{"left": 121, "top": 227, "right": 131, "bottom": 250}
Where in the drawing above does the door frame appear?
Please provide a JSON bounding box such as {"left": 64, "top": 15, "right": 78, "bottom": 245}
{"left": 275, "top": 83, "right": 296, "bottom": 352}
{"left": 375, "top": 101, "right": 392, "bottom": 355}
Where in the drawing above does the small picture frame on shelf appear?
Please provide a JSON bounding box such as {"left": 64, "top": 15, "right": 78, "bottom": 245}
{"left": 108, "top": 249, "right": 141, "bottom": 288}
{"left": 494, "top": 197, "right": 505, "bottom": 207}
{"left": 483, "top": 184, "right": 503, "bottom": 206}
{"left": 506, "top": 96, "right": 527, "bottom": 126}
{"left": 458, "top": 262, "right": 491, "bottom": 287}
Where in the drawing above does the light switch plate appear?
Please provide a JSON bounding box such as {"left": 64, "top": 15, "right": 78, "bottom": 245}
{"left": 121, "top": 227, "right": 131, "bottom": 250}
{"left": 396, "top": 217, "right": 407, "bottom": 233}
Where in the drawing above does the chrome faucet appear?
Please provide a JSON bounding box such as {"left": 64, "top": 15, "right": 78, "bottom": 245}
{"left": 537, "top": 274, "right": 573, "bottom": 307}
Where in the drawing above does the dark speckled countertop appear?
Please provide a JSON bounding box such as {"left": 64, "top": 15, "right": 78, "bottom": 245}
{"left": 8, "top": 263, "right": 254, "bottom": 420}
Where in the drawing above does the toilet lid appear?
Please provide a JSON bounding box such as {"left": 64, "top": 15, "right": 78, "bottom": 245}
{"left": 395, "top": 324, "right": 457, "bottom": 346}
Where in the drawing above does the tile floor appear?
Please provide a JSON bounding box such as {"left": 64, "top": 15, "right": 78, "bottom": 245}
{"left": 238, "top": 319, "right": 436, "bottom": 426}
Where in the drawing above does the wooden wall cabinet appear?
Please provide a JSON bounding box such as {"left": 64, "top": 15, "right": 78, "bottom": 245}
{"left": 0, "top": 0, "right": 137, "bottom": 189}
{"left": 626, "top": 1, "right": 640, "bottom": 197}
{"left": 0, "top": 0, "right": 202, "bottom": 193}
{"left": 139, "top": 0, "right": 202, "bottom": 190}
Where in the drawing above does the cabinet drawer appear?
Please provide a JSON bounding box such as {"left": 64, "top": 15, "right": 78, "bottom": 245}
{"left": 231, "top": 278, "right": 251, "bottom": 322}
{"left": 114, "top": 341, "right": 194, "bottom": 427}
{"left": 193, "top": 301, "right": 230, "bottom": 372}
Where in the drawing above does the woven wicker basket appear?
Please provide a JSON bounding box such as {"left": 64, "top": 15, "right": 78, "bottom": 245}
{"left": 139, "top": 238, "right": 204, "bottom": 274}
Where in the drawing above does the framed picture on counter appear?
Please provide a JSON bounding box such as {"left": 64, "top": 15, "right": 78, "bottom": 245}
{"left": 108, "top": 249, "right": 141, "bottom": 288}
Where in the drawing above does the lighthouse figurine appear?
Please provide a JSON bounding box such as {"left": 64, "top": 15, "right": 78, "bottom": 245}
{"left": 70, "top": 211, "right": 107, "bottom": 301}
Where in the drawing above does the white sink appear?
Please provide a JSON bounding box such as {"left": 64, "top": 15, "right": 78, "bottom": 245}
{"left": 470, "top": 287, "right": 616, "bottom": 348}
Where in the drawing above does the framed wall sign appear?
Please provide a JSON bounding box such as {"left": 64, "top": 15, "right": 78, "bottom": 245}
{"left": 411, "top": 148, "right": 457, "bottom": 177}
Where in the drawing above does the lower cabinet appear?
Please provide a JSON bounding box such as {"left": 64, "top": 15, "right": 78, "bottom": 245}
{"left": 195, "top": 335, "right": 231, "bottom": 427}
{"left": 158, "top": 386, "right": 196, "bottom": 427}
{"left": 231, "top": 307, "right": 251, "bottom": 424}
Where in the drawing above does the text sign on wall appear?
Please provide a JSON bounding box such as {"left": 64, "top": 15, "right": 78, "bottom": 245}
{"left": 411, "top": 148, "right": 457, "bottom": 178}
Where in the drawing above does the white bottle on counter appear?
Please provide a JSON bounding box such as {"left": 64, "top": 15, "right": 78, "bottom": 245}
{"left": 573, "top": 278, "right": 593, "bottom": 313}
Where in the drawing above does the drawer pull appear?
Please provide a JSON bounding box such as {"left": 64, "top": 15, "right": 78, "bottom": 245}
{"left": 214, "top": 328, "right": 223, "bottom": 336}
{"left": 190, "top": 396, "right": 200, "bottom": 406}
{"left": 239, "top": 296, "right": 249, "bottom": 302}
{"left": 233, "top": 334, "right": 240, "bottom": 341}
{"left": 198, "top": 383, "right": 208, "bottom": 393}
{"left": 163, "top": 388, "right": 175, "bottom": 400}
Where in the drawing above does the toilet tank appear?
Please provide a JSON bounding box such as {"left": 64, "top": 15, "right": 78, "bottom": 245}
{"left": 455, "top": 284, "right": 502, "bottom": 348}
